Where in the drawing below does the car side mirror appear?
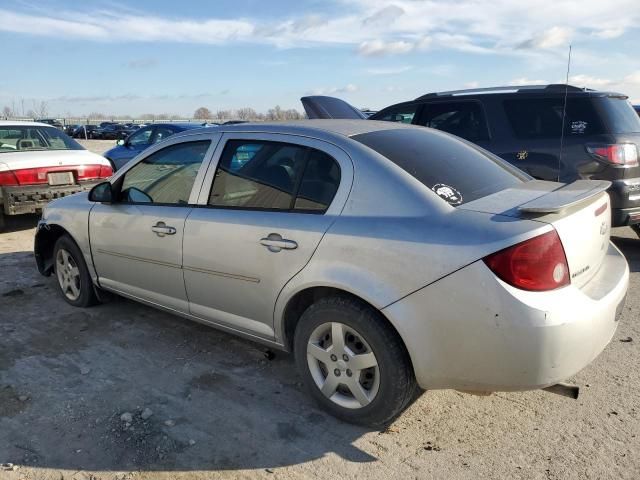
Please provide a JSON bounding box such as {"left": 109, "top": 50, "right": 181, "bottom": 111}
{"left": 116, "top": 139, "right": 125, "bottom": 146}
{"left": 88, "top": 181, "right": 113, "bottom": 203}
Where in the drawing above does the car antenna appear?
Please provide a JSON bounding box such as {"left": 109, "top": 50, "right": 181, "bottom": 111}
{"left": 558, "top": 44, "right": 572, "bottom": 182}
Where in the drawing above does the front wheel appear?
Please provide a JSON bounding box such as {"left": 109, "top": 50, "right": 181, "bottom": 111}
{"left": 294, "top": 296, "right": 418, "bottom": 427}
{"left": 53, "top": 235, "right": 99, "bottom": 307}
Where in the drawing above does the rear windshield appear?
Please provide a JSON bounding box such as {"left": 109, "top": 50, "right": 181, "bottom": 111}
{"left": 352, "top": 128, "right": 528, "bottom": 206}
{"left": 595, "top": 97, "right": 640, "bottom": 133}
{"left": 0, "top": 126, "right": 84, "bottom": 153}
{"left": 504, "top": 98, "right": 606, "bottom": 138}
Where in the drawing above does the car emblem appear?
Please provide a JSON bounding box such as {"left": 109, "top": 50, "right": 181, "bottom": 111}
{"left": 516, "top": 150, "right": 528, "bottom": 160}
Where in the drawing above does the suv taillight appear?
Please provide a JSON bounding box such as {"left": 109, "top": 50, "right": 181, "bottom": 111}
{"left": 586, "top": 143, "right": 639, "bottom": 167}
{"left": 483, "top": 230, "right": 570, "bottom": 291}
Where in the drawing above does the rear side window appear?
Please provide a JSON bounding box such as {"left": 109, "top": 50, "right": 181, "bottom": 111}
{"left": 375, "top": 104, "right": 418, "bottom": 124}
{"left": 352, "top": 129, "right": 527, "bottom": 206}
{"left": 208, "top": 140, "right": 340, "bottom": 213}
{"left": 504, "top": 98, "right": 606, "bottom": 138}
{"left": 420, "top": 101, "right": 490, "bottom": 142}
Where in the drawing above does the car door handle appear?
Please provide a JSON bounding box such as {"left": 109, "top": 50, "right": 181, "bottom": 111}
{"left": 151, "top": 222, "right": 176, "bottom": 237}
{"left": 260, "top": 233, "right": 298, "bottom": 252}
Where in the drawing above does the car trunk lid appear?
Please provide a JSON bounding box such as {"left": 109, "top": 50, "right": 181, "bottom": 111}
{"left": 460, "top": 179, "right": 612, "bottom": 289}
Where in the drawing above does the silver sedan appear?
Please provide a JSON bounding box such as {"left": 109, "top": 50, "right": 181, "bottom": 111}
{"left": 35, "top": 120, "right": 629, "bottom": 426}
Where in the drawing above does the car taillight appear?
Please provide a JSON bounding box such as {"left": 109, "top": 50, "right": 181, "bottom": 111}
{"left": 483, "top": 230, "right": 570, "bottom": 292}
{"left": 99, "top": 165, "right": 113, "bottom": 177}
{"left": 586, "top": 143, "right": 639, "bottom": 167}
{"left": 0, "top": 171, "right": 19, "bottom": 186}
{"left": 0, "top": 164, "right": 112, "bottom": 186}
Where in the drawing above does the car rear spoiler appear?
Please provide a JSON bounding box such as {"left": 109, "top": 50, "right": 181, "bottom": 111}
{"left": 518, "top": 180, "right": 611, "bottom": 213}
{"left": 300, "top": 96, "right": 367, "bottom": 120}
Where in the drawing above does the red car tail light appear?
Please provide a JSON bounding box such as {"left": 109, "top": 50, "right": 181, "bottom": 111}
{"left": 99, "top": 165, "right": 114, "bottom": 177}
{"left": 586, "top": 143, "right": 639, "bottom": 167}
{"left": 483, "top": 230, "right": 570, "bottom": 291}
{"left": 0, "top": 164, "right": 112, "bottom": 186}
{"left": 0, "top": 171, "right": 19, "bottom": 186}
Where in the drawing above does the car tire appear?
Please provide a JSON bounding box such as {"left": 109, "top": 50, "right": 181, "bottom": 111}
{"left": 294, "top": 296, "right": 418, "bottom": 427}
{"left": 632, "top": 224, "right": 640, "bottom": 239}
{"left": 0, "top": 212, "right": 5, "bottom": 232}
{"left": 53, "top": 234, "right": 99, "bottom": 308}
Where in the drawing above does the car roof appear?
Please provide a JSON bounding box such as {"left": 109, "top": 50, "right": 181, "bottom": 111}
{"left": 149, "top": 122, "right": 205, "bottom": 129}
{"left": 413, "top": 84, "right": 627, "bottom": 101}
{"left": 177, "top": 119, "right": 413, "bottom": 140}
{"left": 0, "top": 120, "right": 57, "bottom": 127}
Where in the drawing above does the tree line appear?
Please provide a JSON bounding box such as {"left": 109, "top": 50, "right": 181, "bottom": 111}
{"left": 193, "top": 106, "right": 305, "bottom": 121}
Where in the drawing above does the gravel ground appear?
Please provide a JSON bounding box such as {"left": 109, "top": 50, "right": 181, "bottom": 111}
{"left": 0, "top": 141, "right": 638, "bottom": 479}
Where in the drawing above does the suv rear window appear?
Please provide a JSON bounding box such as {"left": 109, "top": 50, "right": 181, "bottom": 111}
{"left": 352, "top": 128, "right": 528, "bottom": 206}
{"left": 596, "top": 97, "right": 640, "bottom": 133}
{"left": 504, "top": 98, "right": 606, "bottom": 138}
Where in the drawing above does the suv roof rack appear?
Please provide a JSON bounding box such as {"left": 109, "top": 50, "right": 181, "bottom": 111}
{"left": 415, "top": 84, "right": 592, "bottom": 100}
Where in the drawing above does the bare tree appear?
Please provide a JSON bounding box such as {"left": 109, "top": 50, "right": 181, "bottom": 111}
{"left": 236, "top": 107, "right": 257, "bottom": 121}
{"left": 193, "top": 107, "right": 212, "bottom": 119}
{"left": 2, "top": 106, "right": 14, "bottom": 119}
{"left": 215, "top": 110, "right": 231, "bottom": 121}
{"left": 34, "top": 100, "right": 49, "bottom": 118}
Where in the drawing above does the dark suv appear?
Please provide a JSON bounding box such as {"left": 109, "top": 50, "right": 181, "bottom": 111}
{"left": 303, "top": 85, "right": 640, "bottom": 235}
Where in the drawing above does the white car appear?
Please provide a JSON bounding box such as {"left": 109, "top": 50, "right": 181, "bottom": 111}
{"left": 0, "top": 121, "right": 113, "bottom": 230}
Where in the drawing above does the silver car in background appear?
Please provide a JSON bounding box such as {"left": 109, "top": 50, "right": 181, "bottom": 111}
{"left": 35, "top": 120, "right": 629, "bottom": 425}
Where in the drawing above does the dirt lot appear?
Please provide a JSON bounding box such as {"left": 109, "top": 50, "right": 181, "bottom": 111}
{"left": 0, "top": 140, "right": 639, "bottom": 479}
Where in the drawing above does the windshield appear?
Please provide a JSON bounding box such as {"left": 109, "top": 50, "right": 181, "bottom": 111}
{"left": 352, "top": 128, "right": 529, "bottom": 206}
{"left": 0, "top": 126, "right": 84, "bottom": 153}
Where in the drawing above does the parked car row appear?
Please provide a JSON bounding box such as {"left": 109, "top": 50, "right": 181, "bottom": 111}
{"left": 70, "top": 122, "right": 144, "bottom": 140}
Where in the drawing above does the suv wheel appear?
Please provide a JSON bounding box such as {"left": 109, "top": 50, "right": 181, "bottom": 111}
{"left": 53, "top": 235, "right": 99, "bottom": 307}
{"left": 294, "top": 296, "right": 418, "bottom": 426}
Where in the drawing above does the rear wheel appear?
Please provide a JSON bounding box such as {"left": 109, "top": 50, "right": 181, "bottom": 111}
{"left": 0, "top": 212, "right": 5, "bottom": 232}
{"left": 294, "top": 296, "right": 418, "bottom": 427}
{"left": 53, "top": 235, "right": 99, "bottom": 307}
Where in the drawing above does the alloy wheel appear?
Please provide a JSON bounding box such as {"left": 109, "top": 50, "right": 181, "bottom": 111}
{"left": 306, "top": 322, "right": 380, "bottom": 409}
{"left": 55, "top": 248, "right": 81, "bottom": 301}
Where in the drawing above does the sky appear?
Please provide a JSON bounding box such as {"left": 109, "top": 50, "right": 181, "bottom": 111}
{"left": 1, "top": 0, "right": 639, "bottom": 117}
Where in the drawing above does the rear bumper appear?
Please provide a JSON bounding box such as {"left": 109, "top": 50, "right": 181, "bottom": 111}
{"left": 383, "top": 242, "right": 629, "bottom": 391}
{"left": 1, "top": 182, "right": 101, "bottom": 215}
{"left": 608, "top": 178, "right": 640, "bottom": 226}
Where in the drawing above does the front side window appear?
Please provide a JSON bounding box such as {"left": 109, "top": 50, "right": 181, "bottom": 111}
{"left": 0, "top": 126, "right": 84, "bottom": 153}
{"left": 420, "top": 101, "right": 490, "bottom": 141}
{"left": 120, "top": 140, "right": 210, "bottom": 205}
{"left": 208, "top": 140, "right": 341, "bottom": 212}
{"left": 128, "top": 127, "right": 153, "bottom": 146}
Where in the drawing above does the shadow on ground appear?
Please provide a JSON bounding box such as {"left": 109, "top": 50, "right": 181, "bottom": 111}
{"left": 0, "top": 214, "right": 40, "bottom": 234}
{"left": 0, "top": 249, "right": 376, "bottom": 473}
